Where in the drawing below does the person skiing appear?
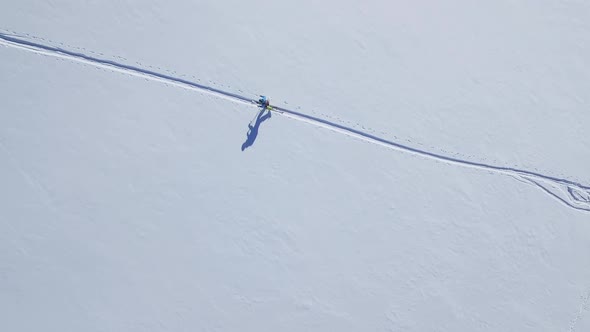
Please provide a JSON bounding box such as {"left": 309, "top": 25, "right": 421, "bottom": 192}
{"left": 258, "top": 95, "right": 270, "bottom": 109}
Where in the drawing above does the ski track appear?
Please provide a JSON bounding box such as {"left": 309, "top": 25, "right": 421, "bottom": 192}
{"left": 1, "top": 31, "right": 589, "bottom": 213}
{"left": 569, "top": 289, "right": 590, "bottom": 332}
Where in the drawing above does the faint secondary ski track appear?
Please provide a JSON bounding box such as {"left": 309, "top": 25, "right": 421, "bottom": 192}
{"left": 569, "top": 289, "right": 590, "bottom": 332}
{"left": 1, "top": 32, "right": 589, "bottom": 212}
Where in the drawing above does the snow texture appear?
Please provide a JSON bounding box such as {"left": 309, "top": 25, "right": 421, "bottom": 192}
{"left": 1, "top": 1, "right": 589, "bottom": 331}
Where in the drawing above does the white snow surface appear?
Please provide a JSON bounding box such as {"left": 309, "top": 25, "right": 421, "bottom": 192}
{"left": 1, "top": 1, "right": 590, "bottom": 331}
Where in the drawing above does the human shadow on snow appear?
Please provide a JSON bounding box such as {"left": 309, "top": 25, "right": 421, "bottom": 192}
{"left": 241, "top": 108, "right": 272, "bottom": 151}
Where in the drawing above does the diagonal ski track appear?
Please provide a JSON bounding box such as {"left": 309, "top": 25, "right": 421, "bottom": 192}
{"left": 1, "top": 32, "right": 589, "bottom": 212}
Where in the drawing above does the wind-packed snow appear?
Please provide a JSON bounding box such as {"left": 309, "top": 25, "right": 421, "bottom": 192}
{"left": 1, "top": 1, "right": 589, "bottom": 331}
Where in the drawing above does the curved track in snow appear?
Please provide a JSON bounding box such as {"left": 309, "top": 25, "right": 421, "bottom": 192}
{"left": 1, "top": 31, "right": 588, "bottom": 212}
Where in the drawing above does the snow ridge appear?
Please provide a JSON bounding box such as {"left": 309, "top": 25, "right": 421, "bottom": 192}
{"left": 1, "top": 31, "right": 588, "bottom": 212}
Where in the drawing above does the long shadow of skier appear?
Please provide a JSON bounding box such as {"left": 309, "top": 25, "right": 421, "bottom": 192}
{"left": 241, "top": 108, "right": 272, "bottom": 151}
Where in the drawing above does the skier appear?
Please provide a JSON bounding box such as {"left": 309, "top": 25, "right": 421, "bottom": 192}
{"left": 258, "top": 95, "right": 270, "bottom": 109}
